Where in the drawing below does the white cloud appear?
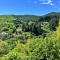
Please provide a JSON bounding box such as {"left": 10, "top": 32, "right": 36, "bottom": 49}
{"left": 33, "top": 0, "right": 60, "bottom": 10}
{"left": 40, "top": 0, "right": 54, "bottom": 6}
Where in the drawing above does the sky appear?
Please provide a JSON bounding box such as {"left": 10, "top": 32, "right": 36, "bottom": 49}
{"left": 0, "top": 0, "right": 60, "bottom": 15}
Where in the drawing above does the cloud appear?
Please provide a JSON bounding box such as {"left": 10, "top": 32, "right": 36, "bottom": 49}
{"left": 40, "top": 0, "right": 54, "bottom": 6}
{"left": 33, "top": 0, "right": 60, "bottom": 10}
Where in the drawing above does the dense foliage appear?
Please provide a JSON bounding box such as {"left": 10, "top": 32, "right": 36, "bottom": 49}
{"left": 0, "top": 12, "right": 60, "bottom": 60}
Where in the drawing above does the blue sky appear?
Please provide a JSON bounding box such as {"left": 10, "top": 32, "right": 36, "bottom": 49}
{"left": 0, "top": 0, "right": 60, "bottom": 15}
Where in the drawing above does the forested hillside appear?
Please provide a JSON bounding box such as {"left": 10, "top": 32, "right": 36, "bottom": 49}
{"left": 0, "top": 12, "right": 60, "bottom": 60}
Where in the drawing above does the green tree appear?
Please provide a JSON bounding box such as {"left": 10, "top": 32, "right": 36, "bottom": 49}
{"left": 0, "top": 40, "right": 9, "bottom": 57}
{"left": 49, "top": 18, "right": 59, "bottom": 31}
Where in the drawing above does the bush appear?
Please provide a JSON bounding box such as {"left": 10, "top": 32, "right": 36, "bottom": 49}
{"left": 0, "top": 40, "right": 9, "bottom": 57}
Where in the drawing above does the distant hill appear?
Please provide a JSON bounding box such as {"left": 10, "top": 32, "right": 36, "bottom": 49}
{"left": 45, "top": 12, "right": 60, "bottom": 17}
{"left": 0, "top": 12, "right": 60, "bottom": 22}
{"left": 38, "top": 12, "right": 60, "bottom": 22}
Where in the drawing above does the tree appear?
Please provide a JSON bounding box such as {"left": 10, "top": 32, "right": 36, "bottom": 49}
{"left": 0, "top": 40, "right": 9, "bottom": 56}
{"left": 31, "top": 22, "right": 43, "bottom": 35}
{"left": 13, "top": 17, "right": 21, "bottom": 28}
{"left": 49, "top": 18, "right": 59, "bottom": 31}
